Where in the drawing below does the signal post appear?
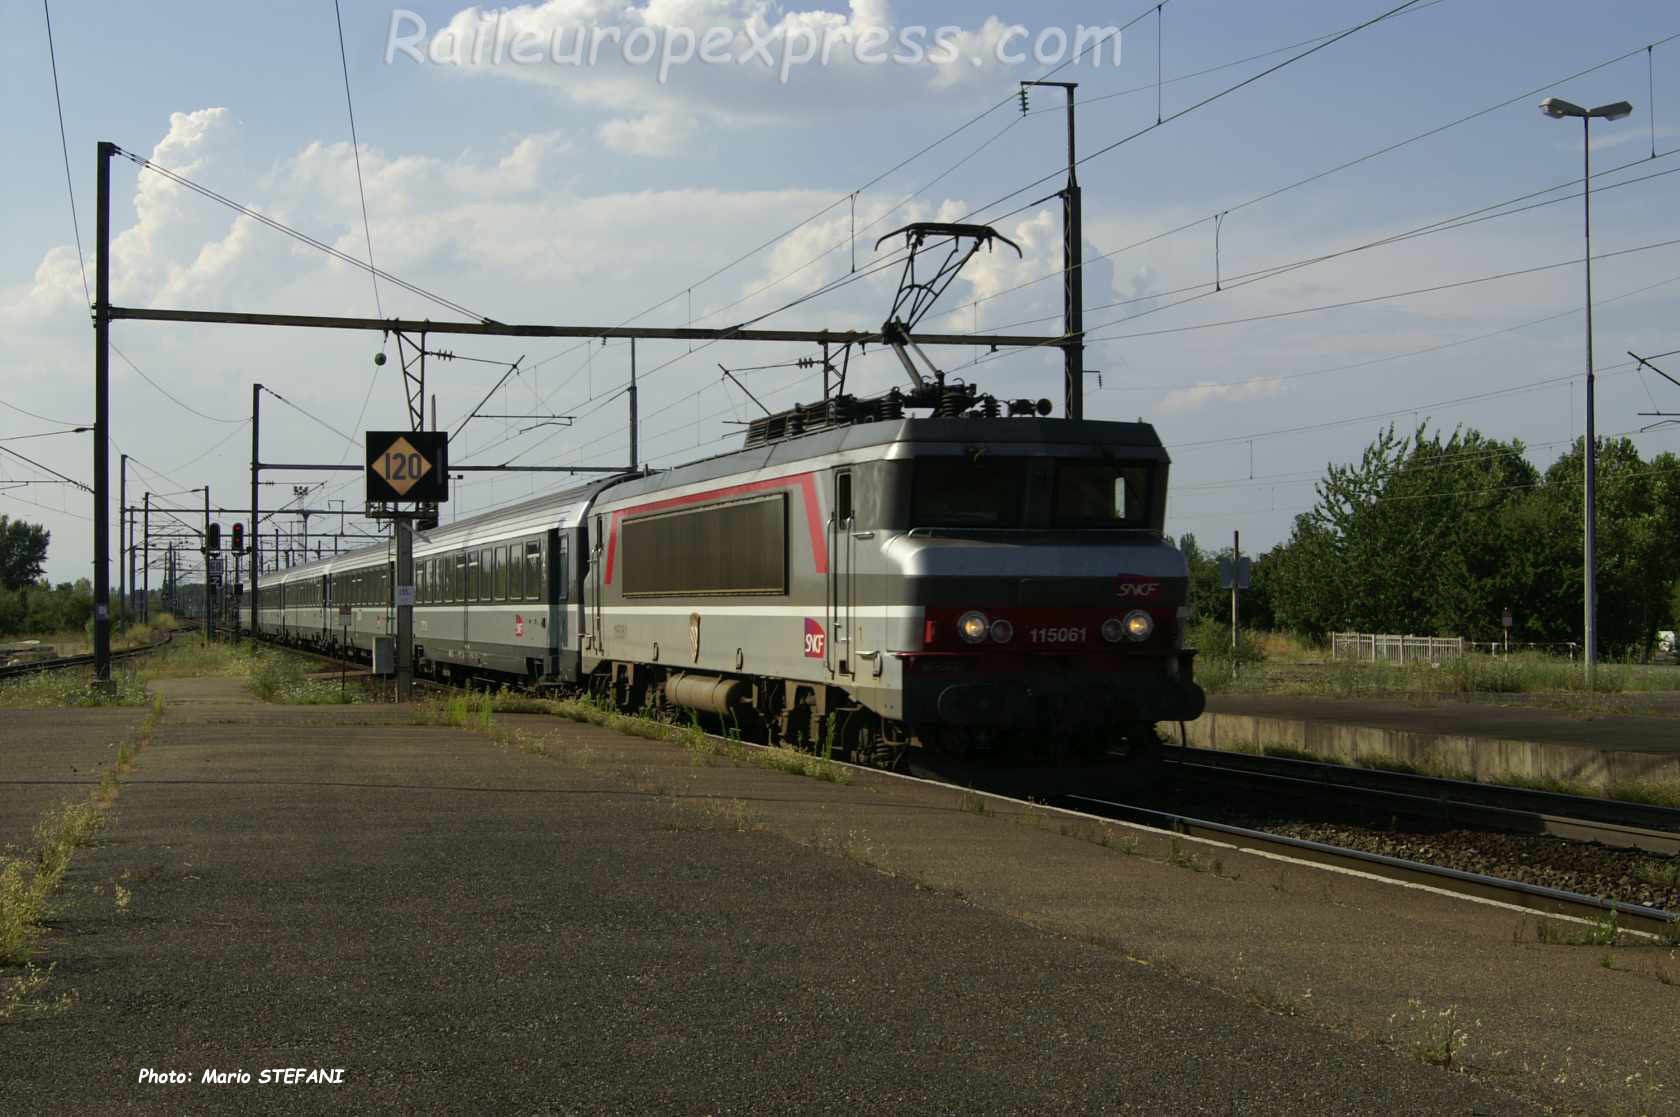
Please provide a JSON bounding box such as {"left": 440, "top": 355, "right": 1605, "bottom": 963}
{"left": 365, "top": 430, "right": 448, "bottom": 702}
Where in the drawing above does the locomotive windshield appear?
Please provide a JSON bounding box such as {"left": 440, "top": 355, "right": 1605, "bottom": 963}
{"left": 912, "top": 457, "right": 1151, "bottom": 529}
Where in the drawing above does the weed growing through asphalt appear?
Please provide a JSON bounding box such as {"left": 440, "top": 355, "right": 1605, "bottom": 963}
{"left": 0, "top": 692, "right": 162, "bottom": 1026}
{"left": 474, "top": 689, "right": 852, "bottom": 785}
{"left": 957, "top": 789, "right": 990, "bottom": 815}
{"left": 0, "top": 963, "right": 76, "bottom": 1024}
{"left": 1391, "top": 998, "right": 1471, "bottom": 1070}
{"left": 1532, "top": 910, "right": 1623, "bottom": 946}
{"left": 1580, "top": 910, "right": 1621, "bottom": 946}
{"left": 1246, "top": 983, "right": 1310, "bottom": 1018}
{"left": 661, "top": 797, "right": 765, "bottom": 834}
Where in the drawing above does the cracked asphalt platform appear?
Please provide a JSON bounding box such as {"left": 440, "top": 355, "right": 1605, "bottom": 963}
{"left": 7, "top": 679, "right": 1663, "bottom": 1114}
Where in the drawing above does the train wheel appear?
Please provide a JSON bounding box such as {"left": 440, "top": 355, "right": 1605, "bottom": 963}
{"left": 1118, "top": 722, "right": 1164, "bottom": 795}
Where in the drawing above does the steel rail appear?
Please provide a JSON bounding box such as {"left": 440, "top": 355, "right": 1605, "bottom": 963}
{"left": 1065, "top": 793, "right": 1678, "bottom": 938}
{"left": 0, "top": 630, "right": 176, "bottom": 682}
{"left": 1161, "top": 745, "right": 1680, "bottom": 856}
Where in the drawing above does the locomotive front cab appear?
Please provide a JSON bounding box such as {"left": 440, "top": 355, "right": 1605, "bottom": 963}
{"left": 870, "top": 419, "right": 1204, "bottom": 756}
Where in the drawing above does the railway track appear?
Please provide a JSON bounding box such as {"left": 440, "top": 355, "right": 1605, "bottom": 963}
{"left": 1158, "top": 744, "right": 1680, "bottom": 856}
{"left": 249, "top": 632, "right": 1680, "bottom": 938}
{"left": 0, "top": 630, "right": 178, "bottom": 682}
{"left": 1061, "top": 792, "right": 1680, "bottom": 940}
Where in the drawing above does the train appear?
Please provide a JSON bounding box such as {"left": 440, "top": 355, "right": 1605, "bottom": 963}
{"left": 242, "top": 389, "right": 1205, "bottom": 767}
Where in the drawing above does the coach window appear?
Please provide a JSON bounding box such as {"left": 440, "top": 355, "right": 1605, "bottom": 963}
{"left": 835, "top": 471, "right": 853, "bottom": 524}
{"left": 494, "top": 546, "right": 507, "bottom": 601}
{"left": 508, "top": 543, "right": 524, "bottom": 600}
{"left": 525, "top": 540, "right": 544, "bottom": 601}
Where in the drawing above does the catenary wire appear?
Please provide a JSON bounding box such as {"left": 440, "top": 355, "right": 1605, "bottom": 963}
{"left": 41, "top": 0, "right": 89, "bottom": 305}
{"left": 333, "top": 0, "right": 384, "bottom": 319}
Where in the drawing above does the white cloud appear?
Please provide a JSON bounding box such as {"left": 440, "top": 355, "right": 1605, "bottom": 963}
{"left": 598, "top": 111, "right": 694, "bottom": 156}
{"left": 1156, "top": 376, "right": 1284, "bottom": 415}
{"left": 407, "top": 1, "right": 1130, "bottom": 140}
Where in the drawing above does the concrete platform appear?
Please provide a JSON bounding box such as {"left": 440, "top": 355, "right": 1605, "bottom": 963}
{"left": 0, "top": 706, "right": 149, "bottom": 849}
{"left": 1172, "top": 693, "right": 1680, "bottom": 793}
{"left": 4, "top": 678, "right": 1677, "bottom": 1113}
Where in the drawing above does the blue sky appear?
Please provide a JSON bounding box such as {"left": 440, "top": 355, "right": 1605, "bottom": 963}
{"left": 5, "top": 0, "right": 1679, "bottom": 587}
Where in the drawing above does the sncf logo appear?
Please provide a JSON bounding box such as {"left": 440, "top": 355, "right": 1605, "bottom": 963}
{"left": 1116, "top": 581, "right": 1161, "bottom": 598}
{"left": 803, "top": 617, "right": 827, "bottom": 658}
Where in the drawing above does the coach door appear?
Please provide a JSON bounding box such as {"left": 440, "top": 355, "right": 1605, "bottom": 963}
{"left": 590, "top": 515, "right": 605, "bottom": 656}
{"left": 828, "top": 471, "right": 854, "bottom": 679}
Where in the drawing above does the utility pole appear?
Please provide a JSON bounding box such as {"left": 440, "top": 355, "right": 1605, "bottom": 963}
{"left": 118, "top": 453, "right": 128, "bottom": 626}
{"left": 1582, "top": 115, "right": 1598, "bottom": 688}
{"left": 1022, "top": 81, "right": 1083, "bottom": 420}
{"left": 93, "top": 141, "right": 114, "bottom": 681}
{"left": 251, "top": 383, "right": 261, "bottom": 639}
{"left": 629, "top": 338, "right": 639, "bottom": 470}
{"left": 142, "top": 492, "right": 151, "bottom": 622}
{"left": 395, "top": 516, "right": 413, "bottom": 701}
{"left": 1230, "top": 530, "right": 1241, "bottom": 654}
{"left": 203, "top": 485, "right": 213, "bottom": 641}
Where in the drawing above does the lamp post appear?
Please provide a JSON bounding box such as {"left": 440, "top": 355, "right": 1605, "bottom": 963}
{"left": 1540, "top": 96, "right": 1633, "bottom": 687}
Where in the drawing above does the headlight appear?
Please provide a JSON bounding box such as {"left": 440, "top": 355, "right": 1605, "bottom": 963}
{"left": 989, "top": 618, "right": 1014, "bottom": 643}
{"left": 958, "top": 610, "right": 990, "bottom": 643}
{"left": 1101, "top": 617, "right": 1126, "bottom": 643}
{"left": 1123, "top": 610, "right": 1154, "bottom": 641}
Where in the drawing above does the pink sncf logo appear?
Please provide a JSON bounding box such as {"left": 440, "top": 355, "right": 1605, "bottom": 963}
{"left": 803, "top": 618, "right": 827, "bottom": 658}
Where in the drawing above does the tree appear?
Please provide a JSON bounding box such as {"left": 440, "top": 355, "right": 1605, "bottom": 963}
{"left": 1529, "top": 440, "right": 1680, "bottom": 657}
{"left": 1265, "top": 424, "right": 1536, "bottom": 640}
{"left": 0, "top": 516, "right": 50, "bottom": 590}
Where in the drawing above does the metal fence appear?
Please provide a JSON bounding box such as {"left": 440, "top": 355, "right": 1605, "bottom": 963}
{"left": 1330, "top": 632, "right": 1466, "bottom": 665}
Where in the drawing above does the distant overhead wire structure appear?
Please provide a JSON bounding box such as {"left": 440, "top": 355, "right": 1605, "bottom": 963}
{"left": 484, "top": 0, "right": 1449, "bottom": 472}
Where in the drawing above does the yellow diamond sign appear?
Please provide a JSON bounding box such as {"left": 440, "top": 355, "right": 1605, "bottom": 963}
{"left": 371, "top": 435, "right": 432, "bottom": 498}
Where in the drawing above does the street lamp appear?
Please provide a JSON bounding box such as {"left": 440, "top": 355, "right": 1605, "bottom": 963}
{"left": 1540, "top": 96, "right": 1633, "bottom": 686}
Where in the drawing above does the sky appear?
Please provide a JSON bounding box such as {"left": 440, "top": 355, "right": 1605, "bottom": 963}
{"left": 4, "top": 0, "right": 1679, "bottom": 588}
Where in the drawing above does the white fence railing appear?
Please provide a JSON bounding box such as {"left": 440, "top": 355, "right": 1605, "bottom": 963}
{"left": 1330, "top": 632, "right": 1466, "bottom": 665}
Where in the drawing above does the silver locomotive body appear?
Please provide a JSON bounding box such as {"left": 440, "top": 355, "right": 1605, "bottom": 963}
{"left": 584, "top": 416, "right": 1203, "bottom": 761}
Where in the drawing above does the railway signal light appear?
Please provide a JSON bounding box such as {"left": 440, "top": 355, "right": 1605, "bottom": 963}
{"left": 232, "top": 522, "right": 244, "bottom": 553}
{"left": 208, "top": 523, "right": 221, "bottom": 552}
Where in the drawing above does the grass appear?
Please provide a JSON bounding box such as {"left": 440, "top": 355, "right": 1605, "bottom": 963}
{"left": 1632, "top": 859, "right": 1680, "bottom": 888}
{"left": 1261, "top": 744, "right": 1341, "bottom": 765}
{"left": 247, "top": 652, "right": 362, "bottom": 705}
{"left": 434, "top": 687, "right": 855, "bottom": 786}
{"left": 0, "top": 963, "right": 75, "bottom": 1024}
{"left": 1215, "top": 648, "right": 1680, "bottom": 701}
{"left": 1391, "top": 998, "right": 1471, "bottom": 1070}
{"left": 0, "top": 667, "right": 149, "bottom": 709}
{"left": 138, "top": 636, "right": 268, "bottom": 680}
{"left": 0, "top": 692, "right": 162, "bottom": 1022}
{"left": 1533, "top": 910, "right": 1623, "bottom": 947}
{"left": 660, "top": 797, "right": 767, "bottom": 834}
